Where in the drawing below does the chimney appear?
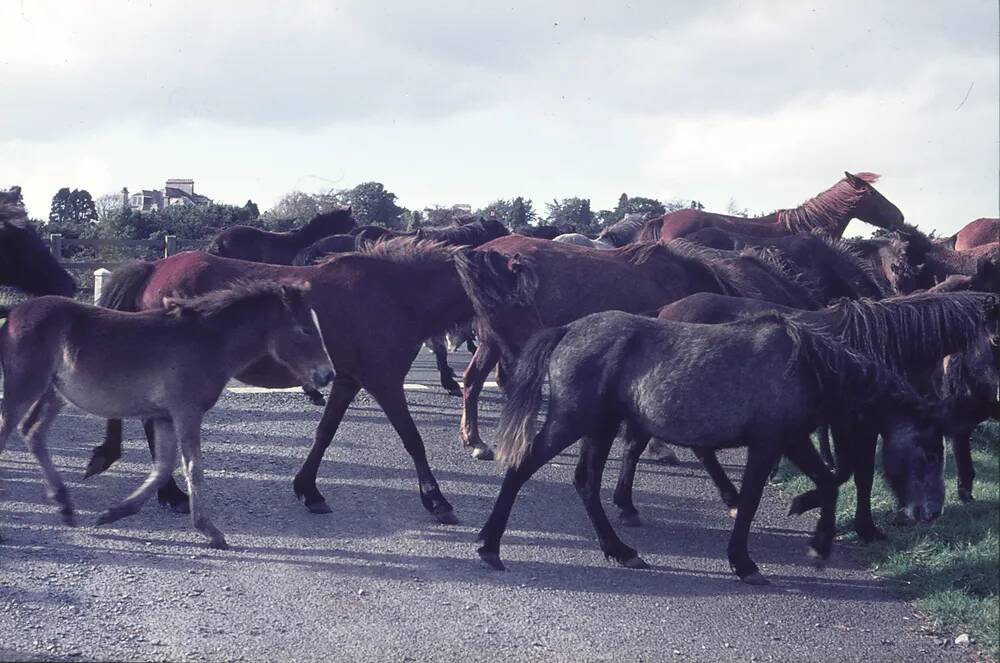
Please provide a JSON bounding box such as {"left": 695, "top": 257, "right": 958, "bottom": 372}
{"left": 121, "top": 187, "right": 129, "bottom": 209}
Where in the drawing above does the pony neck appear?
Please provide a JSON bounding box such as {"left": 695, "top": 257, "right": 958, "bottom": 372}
{"left": 208, "top": 301, "right": 285, "bottom": 375}
{"left": 403, "top": 260, "right": 475, "bottom": 338}
{"left": 776, "top": 179, "right": 862, "bottom": 236}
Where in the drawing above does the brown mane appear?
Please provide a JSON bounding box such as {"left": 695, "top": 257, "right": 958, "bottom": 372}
{"left": 354, "top": 236, "right": 462, "bottom": 266}
{"left": 165, "top": 280, "right": 300, "bottom": 321}
{"left": 776, "top": 173, "right": 881, "bottom": 233}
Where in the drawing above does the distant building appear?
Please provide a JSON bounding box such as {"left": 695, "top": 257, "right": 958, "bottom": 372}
{"left": 125, "top": 179, "right": 211, "bottom": 212}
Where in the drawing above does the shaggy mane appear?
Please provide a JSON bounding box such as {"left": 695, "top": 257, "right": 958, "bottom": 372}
{"left": 776, "top": 173, "right": 881, "bottom": 233}
{"left": 165, "top": 280, "right": 298, "bottom": 321}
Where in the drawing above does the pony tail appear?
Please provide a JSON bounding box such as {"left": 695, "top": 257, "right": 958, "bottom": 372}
{"left": 496, "top": 326, "right": 569, "bottom": 468}
{"left": 97, "top": 261, "right": 156, "bottom": 311}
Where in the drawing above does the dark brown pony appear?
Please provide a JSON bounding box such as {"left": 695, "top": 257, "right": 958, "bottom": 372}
{"left": 950, "top": 218, "right": 998, "bottom": 251}
{"left": 845, "top": 235, "right": 917, "bottom": 295}
{"left": 684, "top": 229, "right": 887, "bottom": 301}
{"left": 515, "top": 224, "right": 576, "bottom": 239}
{"left": 483, "top": 310, "right": 945, "bottom": 584}
{"left": 84, "top": 240, "right": 475, "bottom": 521}
{"left": 626, "top": 291, "right": 999, "bottom": 542}
{"left": 639, "top": 173, "right": 904, "bottom": 242}
{"left": 0, "top": 282, "right": 331, "bottom": 548}
{"left": 207, "top": 208, "right": 355, "bottom": 264}
{"left": 0, "top": 193, "right": 77, "bottom": 298}
{"left": 454, "top": 237, "right": 817, "bottom": 459}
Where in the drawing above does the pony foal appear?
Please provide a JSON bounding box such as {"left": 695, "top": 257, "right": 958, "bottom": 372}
{"left": 0, "top": 282, "right": 332, "bottom": 549}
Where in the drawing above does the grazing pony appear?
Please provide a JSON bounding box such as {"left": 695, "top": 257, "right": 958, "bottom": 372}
{"left": 480, "top": 311, "right": 945, "bottom": 584}
{"left": 0, "top": 195, "right": 77, "bottom": 298}
{"left": 630, "top": 291, "right": 999, "bottom": 541}
{"left": 207, "top": 208, "right": 355, "bottom": 264}
{"left": 0, "top": 282, "right": 332, "bottom": 548}
{"left": 84, "top": 240, "right": 474, "bottom": 521}
{"left": 640, "top": 173, "right": 904, "bottom": 242}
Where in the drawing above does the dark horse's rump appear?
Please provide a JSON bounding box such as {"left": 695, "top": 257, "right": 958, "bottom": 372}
{"left": 87, "top": 241, "right": 475, "bottom": 521}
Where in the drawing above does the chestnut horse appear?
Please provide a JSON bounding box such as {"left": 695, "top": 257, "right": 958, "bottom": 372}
{"left": 639, "top": 172, "right": 904, "bottom": 242}
{"left": 84, "top": 240, "right": 474, "bottom": 522}
{"left": 453, "top": 237, "right": 817, "bottom": 459}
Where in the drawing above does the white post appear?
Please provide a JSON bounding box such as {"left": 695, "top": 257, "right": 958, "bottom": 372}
{"left": 93, "top": 268, "right": 112, "bottom": 304}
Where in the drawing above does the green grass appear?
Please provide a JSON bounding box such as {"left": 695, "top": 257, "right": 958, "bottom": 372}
{"left": 774, "top": 421, "right": 999, "bottom": 658}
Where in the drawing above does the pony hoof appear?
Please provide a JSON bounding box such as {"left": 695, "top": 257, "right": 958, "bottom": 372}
{"left": 620, "top": 555, "right": 649, "bottom": 570}
{"left": 95, "top": 509, "right": 125, "bottom": 526}
{"left": 470, "top": 444, "right": 495, "bottom": 461}
{"left": 477, "top": 550, "right": 505, "bottom": 571}
{"left": 434, "top": 508, "right": 459, "bottom": 525}
{"left": 856, "top": 526, "right": 886, "bottom": 543}
{"left": 740, "top": 572, "right": 770, "bottom": 586}
{"left": 646, "top": 447, "right": 680, "bottom": 466}
{"left": 307, "top": 392, "right": 326, "bottom": 407}
{"left": 82, "top": 454, "right": 113, "bottom": 479}
{"left": 727, "top": 507, "right": 739, "bottom": 519}
{"left": 446, "top": 388, "right": 463, "bottom": 397}
{"left": 619, "top": 512, "right": 642, "bottom": 527}
{"left": 958, "top": 489, "right": 975, "bottom": 504}
{"left": 305, "top": 499, "right": 333, "bottom": 515}
{"left": 209, "top": 538, "right": 230, "bottom": 550}
{"left": 61, "top": 511, "right": 77, "bottom": 527}
{"left": 168, "top": 500, "right": 191, "bottom": 515}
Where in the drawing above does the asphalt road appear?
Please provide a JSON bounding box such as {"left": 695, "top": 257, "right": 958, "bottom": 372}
{"left": 0, "top": 350, "right": 973, "bottom": 662}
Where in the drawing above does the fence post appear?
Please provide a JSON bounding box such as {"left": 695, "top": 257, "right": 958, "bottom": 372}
{"left": 93, "top": 268, "right": 112, "bottom": 304}
{"left": 164, "top": 235, "right": 177, "bottom": 258}
{"left": 49, "top": 233, "right": 63, "bottom": 259}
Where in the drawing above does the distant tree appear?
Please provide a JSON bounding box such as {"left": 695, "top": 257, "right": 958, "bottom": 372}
{"left": 49, "top": 188, "right": 97, "bottom": 227}
{"left": 626, "top": 196, "right": 666, "bottom": 217}
{"left": 423, "top": 205, "right": 469, "bottom": 227}
{"left": 546, "top": 197, "right": 596, "bottom": 234}
{"left": 244, "top": 199, "right": 260, "bottom": 220}
{"left": 337, "top": 181, "right": 405, "bottom": 229}
{"left": 404, "top": 209, "right": 424, "bottom": 231}
{"left": 476, "top": 199, "right": 513, "bottom": 224}
{"left": 264, "top": 190, "right": 340, "bottom": 226}
{"left": 689, "top": 200, "right": 705, "bottom": 210}
{"left": 725, "top": 198, "right": 750, "bottom": 218}
{"left": 613, "top": 193, "right": 629, "bottom": 220}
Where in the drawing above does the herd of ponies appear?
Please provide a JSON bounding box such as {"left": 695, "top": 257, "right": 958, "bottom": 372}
{"left": 0, "top": 173, "right": 996, "bottom": 585}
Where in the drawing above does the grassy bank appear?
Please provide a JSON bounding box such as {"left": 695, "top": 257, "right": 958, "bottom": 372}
{"left": 774, "top": 421, "right": 999, "bottom": 658}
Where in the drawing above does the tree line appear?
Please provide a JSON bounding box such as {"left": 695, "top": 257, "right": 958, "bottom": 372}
{"left": 36, "top": 181, "right": 718, "bottom": 260}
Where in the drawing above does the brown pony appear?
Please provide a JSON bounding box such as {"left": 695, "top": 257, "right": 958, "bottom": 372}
{"left": 454, "top": 237, "right": 819, "bottom": 459}
{"left": 85, "top": 240, "right": 474, "bottom": 522}
{"left": 950, "top": 218, "right": 998, "bottom": 251}
{"left": 0, "top": 282, "right": 331, "bottom": 548}
{"left": 639, "top": 173, "right": 904, "bottom": 242}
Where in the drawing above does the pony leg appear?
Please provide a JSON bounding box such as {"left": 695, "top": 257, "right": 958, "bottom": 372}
{"left": 951, "top": 428, "right": 976, "bottom": 503}
{"left": 173, "top": 413, "right": 227, "bottom": 550}
{"left": 366, "top": 380, "right": 456, "bottom": 524}
{"left": 817, "top": 425, "right": 835, "bottom": 469}
{"left": 83, "top": 419, "right": 124, "bottom": 478}
{"left": 22, "top": 391, "right": 75, "bottom": 525}
{"left": 459, "top": 341, "right": 500, "bottom": 460}
{"left": 783, "top": 437, "right": 839, "bottom": 564}
{"left": 478, "top": 417, "right": 586, "bottom": 570}
{"left": 427, "top": 335, "right": 461, "bottom": 396}
{"left": 575, "top": 431, "right": 647, "bottom": 568}
{"left": 96, "top": 418, "right": 178, "bottom": 527}
{"left": 727, "top": 442, "right": 781, "bottom": 585}
{"left": 612, "top": 422, "right": 650, "bottom": 527}
{"left": 145, "top": 418, "right": 190, "bottom": 514}
{"left": 293, "top": 374, "right": 360, "bottom": 514}
{"left": 694, "top": 449, "right": 741, "bottom": 515}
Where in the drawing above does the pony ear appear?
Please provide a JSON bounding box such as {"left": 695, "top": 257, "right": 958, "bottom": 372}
{"left": 507, "top": 253, "right": 524, "bottom": 273}
{"left": 844, "top": 171, "right": 865, "bottom": 188}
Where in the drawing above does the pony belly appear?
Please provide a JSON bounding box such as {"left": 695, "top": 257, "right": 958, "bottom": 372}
{"left": 54, "top": 372, "right": 169, "bottom": 420}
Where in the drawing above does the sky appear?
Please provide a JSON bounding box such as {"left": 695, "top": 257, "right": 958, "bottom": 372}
{"left": 1, "top": 0, "right": 997, "bottom": 237}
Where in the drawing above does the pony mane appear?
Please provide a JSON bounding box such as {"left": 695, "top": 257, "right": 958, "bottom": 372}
{"left": 616, "top": 241, "right": 735, "bottom": 296}
{"left": 776, "top": 173, "right": 880, "bottom": 233}
{"left": 824, "top": 291, "right": 998, "bottom": 375}
{"left": 741, "top": 312, "right": 935, "bottom": 417}
{"left": 597, "top": 214, "right": 646, "bottom": 246}
{"left": 355, "top": 236, "right": 462, "bottom": 266}
{"left": 165, "top": 280, "right": 297, "bottom": 321}
{"left": 810, "top": 231, "right": 889, "bottom": 296}
{"left": 666, "top": 238, "right": 820, "bottom": 305}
